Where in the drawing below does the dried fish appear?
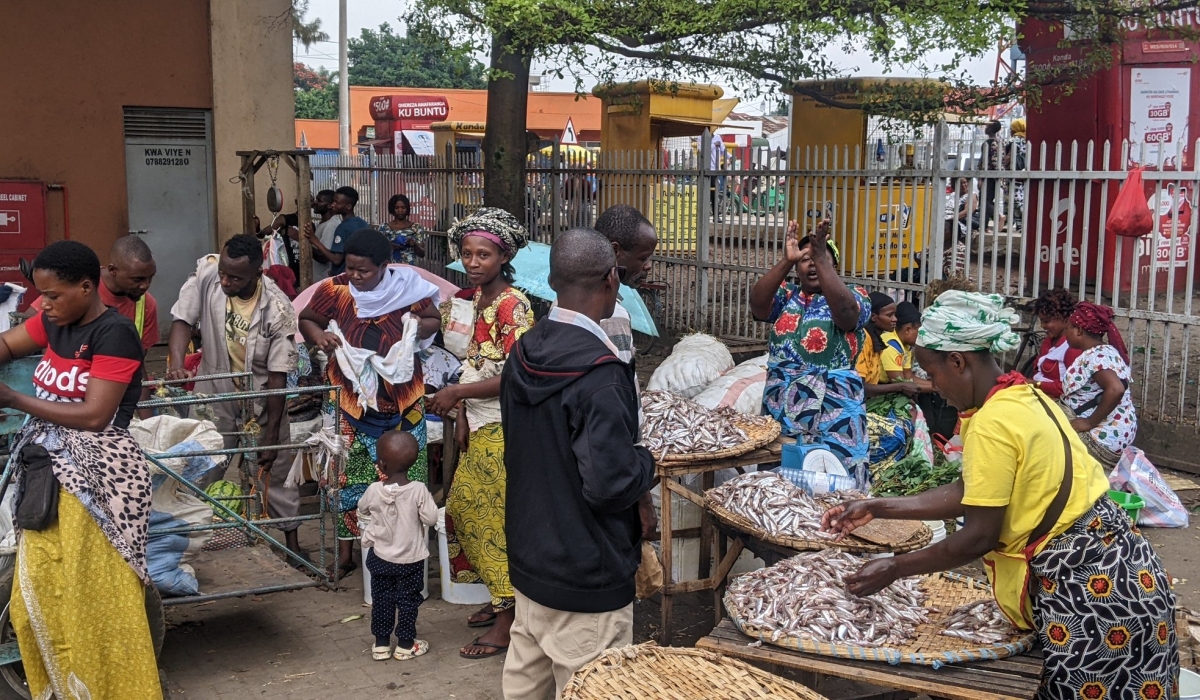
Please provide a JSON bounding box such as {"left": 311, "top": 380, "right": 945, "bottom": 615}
{"left": 938, "top": 600, "right": 1015, "bottom": 645}
{"left": 640, "top": 391, "right": 773, "bottom": 456}
{"left": 707, "top": 472, "right": 865, "bottom": 540}
{"left": 725, "top": 550, "right": 931, "bottom": 648}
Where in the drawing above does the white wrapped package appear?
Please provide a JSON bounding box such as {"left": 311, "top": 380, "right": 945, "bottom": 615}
{"left": 646, "top": 333, "right": 735, "bottom": 399}
{"left": 693, "top": 354, "right": 768, "bottom": 415}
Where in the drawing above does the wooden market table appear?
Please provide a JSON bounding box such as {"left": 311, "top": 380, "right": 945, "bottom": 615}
{"left": 655, "top": 437, "right": 785, "bottom": 643}
{"left": 697, "top": 619, "right": 1044, "bottom": 700}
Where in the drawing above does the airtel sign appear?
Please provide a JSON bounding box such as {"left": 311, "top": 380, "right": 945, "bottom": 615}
{"left": 368, "top": 95, "right": 450, "bottom": 129}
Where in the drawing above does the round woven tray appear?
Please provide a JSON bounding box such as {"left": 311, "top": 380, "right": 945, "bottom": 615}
{"left": 561, "top": 643, "right": 828, "bottom": 700}
{"left": 654, "top": 416, "right": 781, "bottom": 465}
{"left": 705, "top": 499, "right": 933, "bottom": 555}
{"left": 727, "top": 571, "right": 1037, "bottom": 669}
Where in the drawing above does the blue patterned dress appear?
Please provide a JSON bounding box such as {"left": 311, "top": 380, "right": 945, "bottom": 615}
{"left": 761, "top": 281, "right": 871, "bottom": 482}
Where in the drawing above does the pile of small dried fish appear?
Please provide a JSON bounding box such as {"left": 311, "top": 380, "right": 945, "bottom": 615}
{"left": 726, "top": 550, "right": 931, "bottom": 647}
{"left": 707, "top": 472, "right": 845, "bottom": 539}
{"left": 641, "top": 391, "right": 770, "bottom": 455}
{"left": 939, "top": 600, "right": 1016, "bottom": 645}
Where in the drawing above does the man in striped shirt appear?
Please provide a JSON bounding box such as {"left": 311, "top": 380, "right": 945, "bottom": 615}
{"left": 593, "top": 205, "right": 658, "bottom": 364}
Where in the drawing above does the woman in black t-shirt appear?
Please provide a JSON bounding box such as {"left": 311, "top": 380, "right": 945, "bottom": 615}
{"left": 0, "top": 241, "right": 161, "bottom": 698}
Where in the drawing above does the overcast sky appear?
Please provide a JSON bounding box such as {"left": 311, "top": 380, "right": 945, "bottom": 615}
{"left": 294, "top": 0, "right": 998, "bottom": 115}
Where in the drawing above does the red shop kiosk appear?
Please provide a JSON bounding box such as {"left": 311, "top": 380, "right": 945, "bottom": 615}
{"left": 1020, "top": 13, "right": 1200, "bottom": 296}
{"left": 368, "top": 95, "right": 450, "bottom": 229}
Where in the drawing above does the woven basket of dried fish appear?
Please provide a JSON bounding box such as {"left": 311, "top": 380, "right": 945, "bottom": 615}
{"left": 705, "top": 473, "right": 932, "bottom": 555}
{"left": 641, "top": 391, "right": 781, "bottom": 465}
{"left": 725, "top": 551, "right": 1037, "bottom": 669}
{"left": 561, "top": 642, "right": 828, "bottom": 700}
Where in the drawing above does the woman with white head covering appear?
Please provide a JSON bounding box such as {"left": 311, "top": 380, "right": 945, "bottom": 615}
{"left": 822, "top": 291, "right": 1178, "bottom": 700}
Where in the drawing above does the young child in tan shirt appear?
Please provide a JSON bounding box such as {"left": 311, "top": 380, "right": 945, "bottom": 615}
{"left": 358, "top": 431, "right": 437, "bottom": 661}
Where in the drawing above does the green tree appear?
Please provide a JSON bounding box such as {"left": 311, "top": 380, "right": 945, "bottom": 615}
{"left": 415, "top": 0, "right": 1198, "bottom": 220}
{"left": 348, "top": 20, "right": 488, "bottom": 89}
{"left": 292, "top": 0, "right": 328, "bottom": 52}
{"left": 294, "top": 62, "right": 338, "bottom": 120}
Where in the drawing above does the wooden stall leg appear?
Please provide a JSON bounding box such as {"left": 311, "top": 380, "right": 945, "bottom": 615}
{"left": 698, "top": 471, "right": 715, "bottom": 580}
{"left": 714, "top": 530, "right": 728, "bottom": 625}
{"left": 659, "top": 474, "right": 673, "bottom": 645}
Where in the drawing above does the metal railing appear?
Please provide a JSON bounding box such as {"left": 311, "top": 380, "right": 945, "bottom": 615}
{"left": 313, "top": 132, "right": 1200, "bottom": 429}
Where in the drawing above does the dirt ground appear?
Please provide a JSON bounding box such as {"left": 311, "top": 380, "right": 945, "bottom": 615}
{"left": 147, "top": 346, "right": 1200, "bottom": 699}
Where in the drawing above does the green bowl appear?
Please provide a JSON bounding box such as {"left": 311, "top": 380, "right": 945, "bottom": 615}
{"left": 1108, "top": 489, "right": 1145, "bottom": 523}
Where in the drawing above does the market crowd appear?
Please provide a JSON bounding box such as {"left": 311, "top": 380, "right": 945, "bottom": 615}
{"left": 0, "top": 191, "right": 658, "bottom": 700}
{"left": 0, "top": 175, "right": 1178, "bottom": 699}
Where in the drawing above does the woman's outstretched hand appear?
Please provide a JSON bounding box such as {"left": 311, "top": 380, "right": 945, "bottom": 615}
{"left": 809, "top": 218, "right": 833, "bottom": 263}
{"left": 820, "top": 499, "right": 874, "bottom": 540}
{"left": 784, "top": 220, "right": 803, "bottom": 263}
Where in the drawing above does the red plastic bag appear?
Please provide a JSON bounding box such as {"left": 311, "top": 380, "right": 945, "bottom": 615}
{"left": 1106, "top": 167, "right": 1154, "bottom": 238}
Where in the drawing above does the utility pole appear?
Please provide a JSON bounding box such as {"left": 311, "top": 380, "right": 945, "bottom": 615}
{"left": 338, "top": 0, "right": 349, "bottom": 155}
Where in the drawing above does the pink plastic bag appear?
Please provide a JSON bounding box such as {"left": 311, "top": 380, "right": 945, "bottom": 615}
{"left": 1109, "top": 447, "right": 1189, "bottom": 528}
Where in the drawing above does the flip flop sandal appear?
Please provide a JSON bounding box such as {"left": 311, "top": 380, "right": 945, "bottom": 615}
{"left": 372, "top": 645, "right": 392, "bottom": 661}
{"left": 467, "top": 610, "right": 498, "bottom": 628}
{"left": 394, "top": 640, "right": 429, "bottom": 660}
{"left": 327, "top": 562, "right": 358, "bottom": 580}
{"left": 459, "top": 638, "right": 508, "bottom": 660}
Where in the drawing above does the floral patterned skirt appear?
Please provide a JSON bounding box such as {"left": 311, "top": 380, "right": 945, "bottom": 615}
{"left": 763, "top": 363, "right": 868, "bottom": 484}
{"left": 1031, "top": 496, "right": 1178, "bottom": 699}
{"left": 444, "top": 422, "right": 514, "bottom": 609}
{"left": 335, "top": 401, "right": 427, "bottom": 540}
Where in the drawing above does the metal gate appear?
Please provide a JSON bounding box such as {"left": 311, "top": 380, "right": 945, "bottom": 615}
{"left": 124, "top": 108, "right": 216, "bottom": 340}
{"left": 312, "top": 131, "right": 1200, "bottom": 433}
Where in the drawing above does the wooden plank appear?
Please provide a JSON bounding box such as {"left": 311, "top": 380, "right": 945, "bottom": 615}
{"left": 697, "top": 634, "right": 1035, "bottom": 700}
{"left": 700, "top": 621, "right": 1042, "bottom": 700}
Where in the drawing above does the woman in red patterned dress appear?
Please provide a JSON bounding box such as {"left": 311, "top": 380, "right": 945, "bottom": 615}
{"left": 427, "top": 208, "right": 533, "bottom": 659}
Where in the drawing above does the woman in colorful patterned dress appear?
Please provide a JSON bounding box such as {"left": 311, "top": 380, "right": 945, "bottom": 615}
{"left": 750, "top": 219, "right": 871, "bottom": 484}
{"left": 1060, "top": 301, "right": 1136, "bottom": 466}
{"left": 378, "top": 194, "right": 427, "bottom": 265}
{"left": 823, "top": 291, "right": 1178, "bottom": 700}
{"left": 426, "top": 208, "right": 533, "bottom": 660}
{"left": 300, "top": 229, "right": 442, "bottom": 578}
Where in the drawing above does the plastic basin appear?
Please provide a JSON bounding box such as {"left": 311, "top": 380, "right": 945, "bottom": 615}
{"left": 1108, "top": 489, "right": 1145, "bottom": 523}
{"left": 1180, "top": 668, "right": 1200, "bottom": 700}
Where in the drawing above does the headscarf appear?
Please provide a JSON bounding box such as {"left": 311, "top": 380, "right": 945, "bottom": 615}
{"left": 869, "top": 291, "right": 895, "bottom": 315}
{"left": 916, "top": 290, "right": 1021, "bottom": 354}
{"left": 1070, "top": 302, "right": 1128, "bottom": 362}
{"left": 447, "top": 207, "right": 528, "bottom": 260}
{"left": 1010, "top": 118, "right": 1026, "bottom": 136}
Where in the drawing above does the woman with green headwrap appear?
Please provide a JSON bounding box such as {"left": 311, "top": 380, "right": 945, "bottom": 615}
{"left": 821, "top": 291, "right": 1178, "bottom": 699}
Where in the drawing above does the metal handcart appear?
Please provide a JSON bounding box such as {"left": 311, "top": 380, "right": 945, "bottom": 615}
{"left": 0, "top": 370, "right": 345, "bottom": 699}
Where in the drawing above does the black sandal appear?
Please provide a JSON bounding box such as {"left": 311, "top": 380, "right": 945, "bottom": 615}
{"left": 459, "top": 637, "right": 508, "bottom": 659}
{"left": 327, "top": 561, "right": 358, "bottom": 580}
{"left": 467, "top": 609, "right": 498, "bottom": 628}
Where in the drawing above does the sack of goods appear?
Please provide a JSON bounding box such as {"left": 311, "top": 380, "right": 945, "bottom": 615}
{"left": 693, "top": 354, "right": 768, "bottom": 416}
{"left": 647, "top": 333, "right": 734, "bottom": 399}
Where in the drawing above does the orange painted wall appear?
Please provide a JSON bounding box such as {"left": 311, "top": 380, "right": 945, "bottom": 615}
{"left": 295, "top": 87, "right": 602, "bottom": 149}
{"left": 1, "top": 0, "right": 213, "bottom": 251}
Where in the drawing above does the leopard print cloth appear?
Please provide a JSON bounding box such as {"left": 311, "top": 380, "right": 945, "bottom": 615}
{"left": 13, "top": 420, "right": 152, "bottom": 584}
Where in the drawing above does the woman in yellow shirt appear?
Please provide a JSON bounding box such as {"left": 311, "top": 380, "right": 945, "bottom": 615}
{"left": 823, "top": 291, "right": 1177, "bottom": 700}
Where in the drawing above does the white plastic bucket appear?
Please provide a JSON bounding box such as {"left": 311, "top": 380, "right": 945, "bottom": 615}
{"left": 433, "top": 507, "right": 492, "bottom": 605}
{"left": 922, "top": 520, "right": 947, "bottom": 547}
{"left": 1180, "top": 668, "right": 1200, "bottom": 700}
{"left": 363, "top": 554, "right": 429, "bottom": 605}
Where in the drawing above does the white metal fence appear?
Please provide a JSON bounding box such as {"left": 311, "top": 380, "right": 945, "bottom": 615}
{"left": 312, "top": 133, "right": 1200, "bottom": 428}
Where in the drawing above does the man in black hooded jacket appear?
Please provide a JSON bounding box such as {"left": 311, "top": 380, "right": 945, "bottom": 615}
{"left": 500, "top": 228, "right": 656, "bottom": 699}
